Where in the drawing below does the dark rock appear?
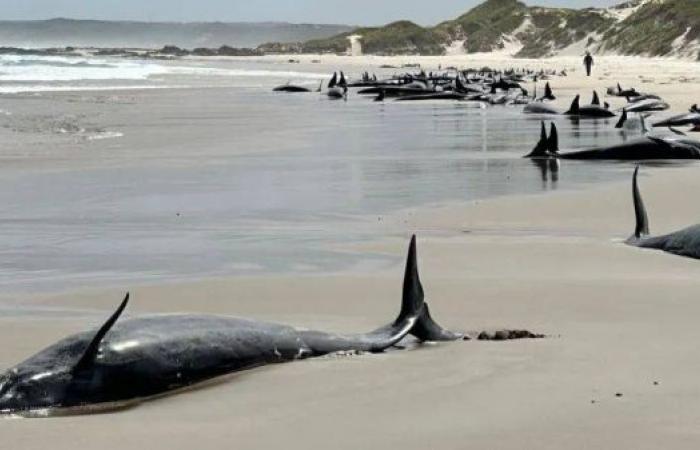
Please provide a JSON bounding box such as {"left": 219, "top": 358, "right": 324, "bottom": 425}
{"left": 477, "top": 329, "right": 545, "bottom": 341}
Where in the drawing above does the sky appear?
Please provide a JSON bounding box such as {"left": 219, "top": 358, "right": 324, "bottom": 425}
{"left": 4, "top": 0, "right": 623, "bottom": 26}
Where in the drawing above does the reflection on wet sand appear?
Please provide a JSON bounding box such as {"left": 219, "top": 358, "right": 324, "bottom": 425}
{"left": 531, "top": 158, "right": 560, "bottom": 189}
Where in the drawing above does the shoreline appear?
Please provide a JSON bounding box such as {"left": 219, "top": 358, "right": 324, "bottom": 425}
{"left": 5, "top": 159, "right": 700, "bottom": 448}
{"left": 4, "top": 52, "right": 700, "bottom": 447}
{"left": 7, "top": 160, "right": 697, "bottom": 306}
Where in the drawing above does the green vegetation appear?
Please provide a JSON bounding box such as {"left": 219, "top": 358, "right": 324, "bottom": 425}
{"left": 517, "top": 8, "right": 615, "bottom": 57}
{"left": 302, "top": 21, "right": 444, "bottom": 55}
{"left": 601, "top": 0, "right": 700, "bottom": 57}
{"left": 268, "top": 0, "right": 700, "bottom": 59}
{"left": 434, "top": 0, "right": 528, "bottom": 53}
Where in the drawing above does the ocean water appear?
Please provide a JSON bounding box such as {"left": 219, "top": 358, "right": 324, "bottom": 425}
{"left": 0, "top": 55, "right": 692, "bottom": 294}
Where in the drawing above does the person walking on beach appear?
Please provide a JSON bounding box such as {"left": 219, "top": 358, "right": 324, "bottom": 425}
{"left": 584, "top": 51, "right": 594, "bottom": 77}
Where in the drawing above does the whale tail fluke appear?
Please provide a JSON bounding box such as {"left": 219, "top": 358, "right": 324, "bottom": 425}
{"left": 632, "top": 166, "right": 650, "bottom": 239}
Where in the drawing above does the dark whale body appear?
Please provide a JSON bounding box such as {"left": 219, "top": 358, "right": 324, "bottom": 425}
{"left": 273, "top": 85, "right": 311, "bottom": 93}
{"left": 0, "top": 237, "right": 462, "bottom": 415}
{"left": 395, "top": 92, "right": 468, "bottom": 101}
{"left": 626, "top": 167, "right": 700, "bottom": 259}
{"left": 565, "top": 95, "right": 615, "bottom": 118}
{"left": 525, "top": 122, "right": 700, "bottom": 160}
{"left": 559, "top": 137, "right": 700, "bottom": 160}
{"left": 523, "top": 102, "right": 560, "bottom": 115}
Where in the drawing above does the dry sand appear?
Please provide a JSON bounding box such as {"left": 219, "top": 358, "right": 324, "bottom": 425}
{"left": 249, "top": 53, "right": 700, "bottom": 112}
{"left": 3, "top": 54, "right": 700, "bottom": 448}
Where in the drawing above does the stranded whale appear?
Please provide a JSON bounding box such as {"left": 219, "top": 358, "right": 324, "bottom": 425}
{"left": 626, "top": 167, "right": 700, "bottom": 259}
{"left": 0, "top": 237, "right": 465, "bottom": 415}
{"left": 525, "top": 122, "right": 700, "bottom": 160}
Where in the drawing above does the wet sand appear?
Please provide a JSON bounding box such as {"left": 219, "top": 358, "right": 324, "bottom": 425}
{"left": 3, "top": 55, "right": 700, "bottom": 448}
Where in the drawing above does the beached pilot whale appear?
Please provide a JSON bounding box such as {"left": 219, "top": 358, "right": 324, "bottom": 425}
{"left": 565, "top": 94, "right": 615, "bottom": 118}
{"left": 525, "top": 122, "right": 700, "bottom": 160}
{"left": 0, "top": 237, "right": 467, "bottom": 415}
{"left": 273, "top": 84, "right": 311, "bottom": 93}
{"left": 626, "top": 167, "right": 700, "bottom": 259}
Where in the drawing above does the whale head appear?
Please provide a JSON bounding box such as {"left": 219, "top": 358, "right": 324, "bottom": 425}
{"left": 0, "top": 294, "right": 129, "bottom": 415}
{"left": 0, "top": 364, "right": 75, "bottom": 413}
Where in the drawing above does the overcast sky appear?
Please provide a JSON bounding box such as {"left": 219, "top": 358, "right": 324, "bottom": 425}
{"left": 5, "top": 0, "right": 623, "bottom": 25}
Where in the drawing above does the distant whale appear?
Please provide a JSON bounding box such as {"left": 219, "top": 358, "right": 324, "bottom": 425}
{"left": 273, "top": 84, "right": 312, "bottom": 93}
{"left": 523, "top": 102, "right": 561, "bottom": 115}
{"left": 627, "top": 167, "right": 700, "bottom": 259}
{"left": 565, "top": 94, "right": 616, "bottom": 118}
{"left": 0, "top": 237, "right": 464, "bottom": 415}
{"left": 653, "top": 106, "right": 700, "bottom": 133}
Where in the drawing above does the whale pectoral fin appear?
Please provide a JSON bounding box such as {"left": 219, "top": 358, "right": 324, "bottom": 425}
{"left": 74, "top": 293, "right": 130, "bottom": 373}
{"left": 632, "top": 166, "right": 650, "bottom": 239}
{"left": 409, "top": 303, "right": 463, "bottom": 342}
{"left": 615, "top": 109, "right": 627, "bottom": 129}
{"left": 669, "top": 126, "right": 686, "bottom": 136}
{"left": 647, "top": 136, "right": 672, "bottom": 149}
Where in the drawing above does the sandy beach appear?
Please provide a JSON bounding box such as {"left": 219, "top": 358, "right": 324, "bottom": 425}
{"left": 2, "top": 54, "right": 700, "bottom": 448}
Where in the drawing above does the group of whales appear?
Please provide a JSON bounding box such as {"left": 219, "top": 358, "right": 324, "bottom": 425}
{"left": 274, "top": 69, "right": 690, "bottom": 133}
{"left": 0, "top": 236, "right": 541, "bottom": 416}
{"left": 274, "top": 67, "right": 565, "bottom": 104}
{"left": 5, "top": 67, "right": 700, "bottom": 417}
{"left": 523, "top": 85, "right": 700, "bottom": 160}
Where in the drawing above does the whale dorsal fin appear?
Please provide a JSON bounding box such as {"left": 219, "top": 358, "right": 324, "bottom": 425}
{"left": 567, "top": 95, "right": 580, "bottom": 114}
{"left": 592, "top": 91, "right": 600, "bottom": 106}
{"left": 74, "top": 293, "right": 130, "bottom": 373}
{"left": 525, "top": 122, "right": 549, "bottom": 158}
{"left": 632, "top": 167, "right": 650, "bottom": 239}
{"left": 396, "top": 235, "right": 424, "bottom": 325}
{"left": 409, "top": 303, "right": 463, "bottom": 342}
{"left": 539, "top": 121, "right": 547, "bottom": 142}
{"left": 544, "top": 82, "right": 554, "bottom": 100}
{"left": 547, "top": 123, "right": 559, "bottom": 153}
